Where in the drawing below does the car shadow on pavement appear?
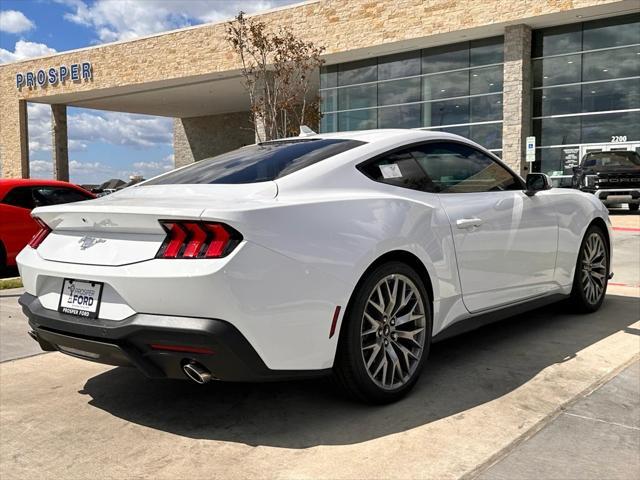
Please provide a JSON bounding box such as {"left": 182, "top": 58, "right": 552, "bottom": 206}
{"left": 81, "top": 294, "right": 639, "bottom": 448}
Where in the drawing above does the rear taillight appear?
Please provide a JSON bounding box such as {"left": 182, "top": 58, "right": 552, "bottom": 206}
{"left": 156, "top": 221, "right": 242, "bottom": 259}
{"left": 28, "top": 217, "right": 51, "bottom": 249}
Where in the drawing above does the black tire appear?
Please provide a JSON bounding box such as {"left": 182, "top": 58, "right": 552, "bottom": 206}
{"left": 629, "top": 203, "right": 639, "bottom": 212}
{"left": 568, "top": 225, "right": 609, "bottom": 313}
{"left": 333, "top": 261, "right": 432, "bottom": 404}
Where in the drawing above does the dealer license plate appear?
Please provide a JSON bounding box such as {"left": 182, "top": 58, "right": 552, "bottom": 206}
{"left": 58, "top": 279, "right": 103, "bottom": 318}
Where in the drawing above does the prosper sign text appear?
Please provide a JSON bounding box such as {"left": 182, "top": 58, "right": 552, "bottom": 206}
{"left": 16, "top": 62, "right": 92, "bottom": 90}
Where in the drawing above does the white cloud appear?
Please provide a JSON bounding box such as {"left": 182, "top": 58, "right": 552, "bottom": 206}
{"left": 57, "top": 0, "right": 295, "bottom": 43}
{"left": 0, "top": 10, "right": 35, "bottom": 34}
{"left": 30, "top": 159, "right": 53, "bottom": 177}
{"left": 70, "top": 110, "right": 172, "bottom": 148}
{"left": 69, "top": 159, "right": 110, "bottom": 174}
{"left": 0, "top": 40, "right": 57, "bottom": 64}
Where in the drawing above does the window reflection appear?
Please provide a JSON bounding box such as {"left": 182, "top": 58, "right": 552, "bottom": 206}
{"left": 533, "top": 85, "right": 581, "bottom": 116}
{"left": 532, "top": 24, "right": 582, "bottom": 57}
{"left": 582, "top": 46, "right": 640, "bottom": 82}
{"left": 582, "top": 78, "right": 640, "bottom": 113}
{"left": 378, "top": 104, "right": 421, "bottom": 128}
{"left": 422, "top": 42, "right": 469, "bottom": 74}
{"left": 534, "top": 117, "right": 581, "bottom": 146}
{"left": 320, "top": 89, "right": 337, "bottom": 113}
{"left": 378, "top": 78, "right": 420, "bottom": 105}
{"left": 338, "top": 84, "right": 377, "bottom": 110}
{"left": 378, "top": 51, "right": 421, "bottom": 80}
{"left": 470, "top": 37, "right": 504, "bottom": 66}
{"left": 338, "top": 109, "right": 376, "bottom": 131}
{"left": 470, "top": 66, "right": 503, "bottom": 94}
{"left": 470, "top": 123, "right": 503, "bottom": 150}
{"left": 533, "top": 55, "right": 581, "bottom": 87}
{"left": 338, "top": 58, "right": 377, "bottom": 86}
{"left": 422, "top": 70, "right": 469, "bottom": 100}
{"left": 582, "top": 14, "right": 640, "bottom": 50}
{"left": 423, "top": 98, "right": 469, "bottom": 127}
{"left": 470, "top": 94, "right": 503, "bottom": 123}
{"left": 581, "top": 111, "right": 640, "bottom": 144}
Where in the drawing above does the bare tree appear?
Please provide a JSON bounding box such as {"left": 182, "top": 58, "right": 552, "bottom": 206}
{"left": 225, "top": 12, "right": 325, "bottom": 142}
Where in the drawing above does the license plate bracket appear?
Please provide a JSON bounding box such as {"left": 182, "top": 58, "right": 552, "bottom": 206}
{"left": 58, "top": 278, "right": 104, "bottom": 319}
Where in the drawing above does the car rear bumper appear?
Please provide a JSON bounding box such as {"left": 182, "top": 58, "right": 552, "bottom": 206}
{"left": 19, "top": 293, "right": 331, "bottom": 382}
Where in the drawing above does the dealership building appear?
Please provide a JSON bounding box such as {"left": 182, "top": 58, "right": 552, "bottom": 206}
{"left": 0, "top": 0, "right": 638, "bottom": 182}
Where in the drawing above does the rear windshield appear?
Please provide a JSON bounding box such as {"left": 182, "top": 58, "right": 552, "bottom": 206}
{"left": 583, "top": 151, "right": 640, "bottom": 168}
{"left": 145, "top": 138, "right": 366, "bottom": 185}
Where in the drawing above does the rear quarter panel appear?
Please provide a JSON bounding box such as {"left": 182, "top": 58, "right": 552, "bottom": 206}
{"left": 201, "top": 187, "right": 464, "bottom": 338}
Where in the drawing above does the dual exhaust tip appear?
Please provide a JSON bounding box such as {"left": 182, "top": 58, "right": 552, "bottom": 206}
{"left": 182, "top": 361, "right": 215, "bottom": 384}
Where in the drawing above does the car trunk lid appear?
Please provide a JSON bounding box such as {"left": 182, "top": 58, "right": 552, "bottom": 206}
{"left": 33, "top": 183, "right": 277, "bottom": 266}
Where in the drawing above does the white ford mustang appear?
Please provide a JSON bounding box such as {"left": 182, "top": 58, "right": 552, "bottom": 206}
{"left": 17, "top": 129, "right": 612, "bottom": 403}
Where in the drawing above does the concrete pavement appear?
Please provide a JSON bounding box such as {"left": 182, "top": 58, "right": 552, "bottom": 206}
{"left": 1, "top": 295, "right": 638, "bottom": 479}
{"left": 476, "top": 360, "right": 640, "bottom": 480}
{"left": 0, "top": 287, "right": 42, "bottom": 362}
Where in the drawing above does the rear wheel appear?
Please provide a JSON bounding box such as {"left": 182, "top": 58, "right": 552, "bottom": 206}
{"left": 569, "top": 225, "right": 609, "bottom": 313}
{"left": 333, "top": 261, "right": 432, "bottom": 403}
{"left": 629, "top": 203, "right": 639, "bottom": 212}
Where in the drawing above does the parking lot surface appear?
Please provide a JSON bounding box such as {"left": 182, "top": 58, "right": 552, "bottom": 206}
{"left": 0, "top": 214, "right": 638, "bottom": 479}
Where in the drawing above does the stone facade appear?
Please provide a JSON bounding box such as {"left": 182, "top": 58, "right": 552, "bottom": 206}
{"left": 0, "top": 0, "right": 626, "bottom": 178}
{"left": 174, "top": 112, "right": 255, "bottom": 167}
{"left": 502, "top": 24, "right": 533, "bottom": 175}
{"left": 51, "top": 105, "right": 69, "bottom": 181}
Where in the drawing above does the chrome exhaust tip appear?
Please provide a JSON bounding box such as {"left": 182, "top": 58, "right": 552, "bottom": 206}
{"left": 182, "top": 362, "right": 213, "bottom": 384}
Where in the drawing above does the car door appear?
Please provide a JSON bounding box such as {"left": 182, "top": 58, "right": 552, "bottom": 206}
{"left": 409, "top": 141, "right": 558, "bottom": 313}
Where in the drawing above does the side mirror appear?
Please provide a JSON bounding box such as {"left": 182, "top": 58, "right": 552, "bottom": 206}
{"left": 525, "top": 173, "right": 552, "bottom": 196}
{"left": 572, "top": 166, "right": 583, "bottom": 174}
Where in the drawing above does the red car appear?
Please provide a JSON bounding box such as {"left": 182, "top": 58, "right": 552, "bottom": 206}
{"left": 0, "top": 179, "right": 95, "bottom": 270}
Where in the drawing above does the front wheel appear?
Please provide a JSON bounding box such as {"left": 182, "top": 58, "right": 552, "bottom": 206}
{"left": 333, "top": 262, "right": 432, "bottom": 403}
{"left": 569, "top": 225, "right": 609, "bottom": 313}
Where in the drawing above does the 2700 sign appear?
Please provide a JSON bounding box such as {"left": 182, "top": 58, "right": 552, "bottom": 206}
{"left": 611, "top": 135, "right": 628, "bottom": 143}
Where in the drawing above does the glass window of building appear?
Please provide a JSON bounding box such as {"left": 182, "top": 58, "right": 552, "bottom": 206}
{"left": 532, "top": 13, "right": 640, "bottom": 176}
{"left": 320, "top": 36, "right": 504, "bottom": 154}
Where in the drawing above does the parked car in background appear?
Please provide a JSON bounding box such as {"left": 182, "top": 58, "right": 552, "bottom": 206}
{"left": 572, "top": 150, "right": 640, "bottom": 211}
{"left": 0, "top": 179, "right": 95, "bottom": 271}
{"left": 18, "top": 130, "right": 612, "bottom": 403}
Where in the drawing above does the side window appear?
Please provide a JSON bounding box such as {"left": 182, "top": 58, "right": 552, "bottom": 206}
{"left": 410, "top": 142, "right": 522, "bottom": 193}
{"left": 359, "top": 149, "right": 435, "bottom": 192}
{"left": 1, "top": 187, "right": 35, "bottom": 209}
{"left": 33, "top": 187, "right": 91, "bottom": 206}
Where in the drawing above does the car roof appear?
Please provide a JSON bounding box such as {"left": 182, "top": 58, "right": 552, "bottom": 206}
{"left": 0, "top": 178, "right": 89, "bottom": 197}
{"left": 269, "top": 128, "right": 475, "bottom": 147}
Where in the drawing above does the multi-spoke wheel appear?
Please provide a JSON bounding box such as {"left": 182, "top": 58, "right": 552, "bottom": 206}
{"left": 361, "top": 274, "right": 426, "bottom": 390}
{"left": 570, "top": 225, "right": 609, "bottom": 313}
{"left": 333, "top": 261, "right": 431, "bottom": 403}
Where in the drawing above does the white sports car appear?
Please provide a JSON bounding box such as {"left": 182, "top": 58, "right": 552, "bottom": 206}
{"left": 17, "top": 129, "right": 612, "bottom": 403}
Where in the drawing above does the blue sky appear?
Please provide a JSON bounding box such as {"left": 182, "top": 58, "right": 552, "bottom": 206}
{"left": 0, "top": 0, "right": 297, "bottom": 184}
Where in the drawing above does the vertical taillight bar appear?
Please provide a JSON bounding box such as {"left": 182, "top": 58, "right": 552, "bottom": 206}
{"left": 28, "top": 217, "right": 52, "bottom": 249}
{"left": 156, "top": 221, "right": 241, "bottom": 259}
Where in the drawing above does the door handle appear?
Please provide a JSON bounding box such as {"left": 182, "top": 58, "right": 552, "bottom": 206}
{"left": 456, "top": 218, "right": 484, "bottom": 229}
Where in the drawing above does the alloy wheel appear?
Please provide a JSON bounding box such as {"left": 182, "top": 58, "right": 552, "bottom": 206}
{"left": 360, "top": 274, "right": 426, "bottom": 390}
{"left": 581, "top": 232, "right": 607, "bottom": 305}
